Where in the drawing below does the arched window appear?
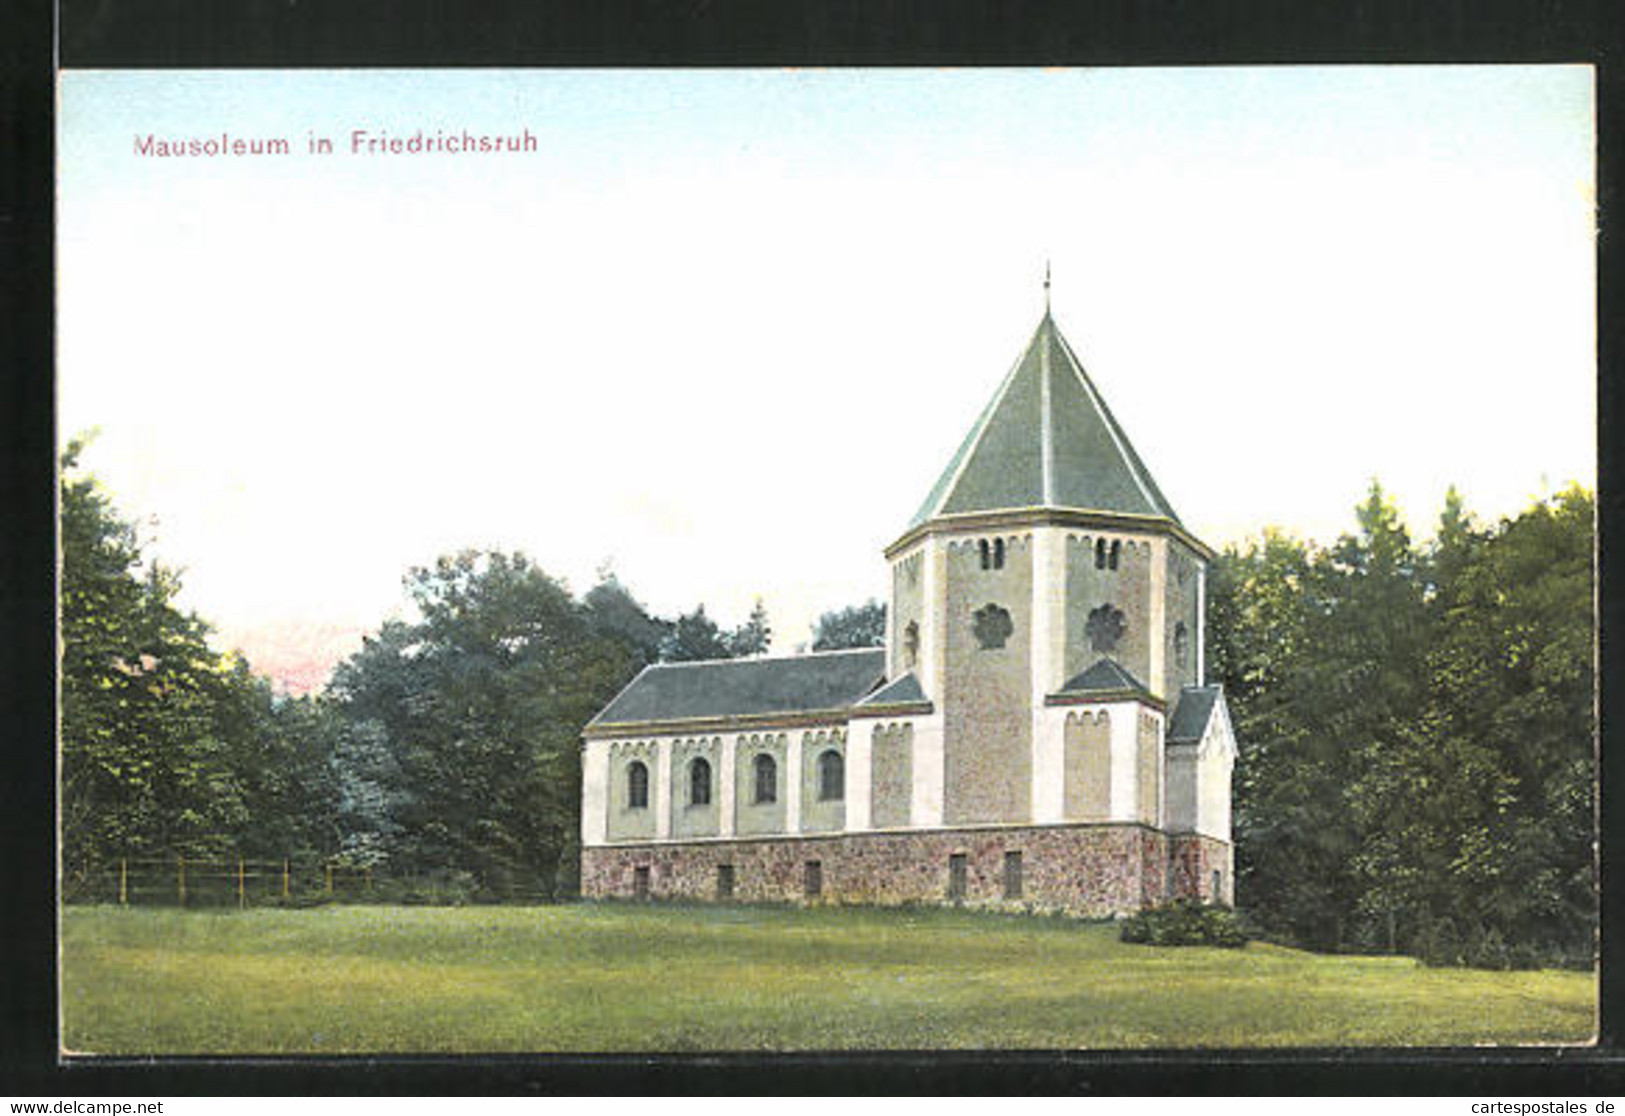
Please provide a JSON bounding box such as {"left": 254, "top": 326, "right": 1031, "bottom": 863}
{"left": 1094, "top": 538, "right": 1108, "bottom": 569}
{"left": 818, "top": 749, "right": 844, "bottom": 801}
{"left": 1109, "top": 540, "right": 1121, "bottom": 570}
{"left": 903, "top": 621, "right": 920, "bottom": 668}
{"left": 979, "top": 539, "right": 991, "bottom": 570}
{"left": 993, "top": 538, "right": 1005, "bottom": 569}
{"left": 689, "top": 757, "right": 712, "bottom": 806}
{"left": 1173, "top": 621, "right": 1189, "bottom": 668}
{"left": 627, "top": 760, "right": 649, "bottom": 810}
{"left": 753, "top": 753, "right": 777, "bottom": 804}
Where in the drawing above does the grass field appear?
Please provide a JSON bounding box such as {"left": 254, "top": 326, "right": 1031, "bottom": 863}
{"left": 60, "top": 903, "right": 1596, "bottom": 1053}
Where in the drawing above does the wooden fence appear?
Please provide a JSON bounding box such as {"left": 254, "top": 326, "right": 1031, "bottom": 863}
{"left": 64, "top": 856, "right": 375, "bottom": 907}
{"left": 61, "top": 855, "right": 558, "bottom": 906}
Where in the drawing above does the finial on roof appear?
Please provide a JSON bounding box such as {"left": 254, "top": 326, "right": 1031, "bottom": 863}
{"left": 1044, "top": 260, "right": 1051, "bottom": 315}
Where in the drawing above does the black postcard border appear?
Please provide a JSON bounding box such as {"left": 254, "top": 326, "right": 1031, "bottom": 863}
{"left": 6, "top": 0, "right": 1622, "bottom": 1096}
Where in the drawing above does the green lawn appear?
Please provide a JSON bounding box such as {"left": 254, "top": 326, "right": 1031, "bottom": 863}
{"left": 60, "top": 903, "right": 1596, "bottom": 1053}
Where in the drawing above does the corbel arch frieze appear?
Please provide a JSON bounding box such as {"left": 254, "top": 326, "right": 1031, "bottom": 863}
{"left": 1063, "top": 708, "right": 1110, "bottom": 729}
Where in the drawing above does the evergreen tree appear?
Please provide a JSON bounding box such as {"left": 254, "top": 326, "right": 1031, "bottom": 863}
{"left": 726, "top": 599, "right": 772, "bottom": 657}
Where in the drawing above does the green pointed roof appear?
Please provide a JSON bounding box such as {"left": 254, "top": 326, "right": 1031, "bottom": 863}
{"left": 1057, "top": 658, "right": 1150, "bottom": 697}
{"left": 909, "top": 313, "right": 1179, "bottom": 528}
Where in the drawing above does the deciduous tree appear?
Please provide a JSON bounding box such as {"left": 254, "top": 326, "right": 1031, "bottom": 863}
{"left": 329, "top": 551, "right": 638, "bottom": 898}
{"left": 811, "top": 600, "right": 886, "bottom": 650}
{"left": 60, "top": 440, "right": 252, "bottom": 874}
{"left": 1212, "top": 481, "right": 1595, "bottom": 963}
{"left": 662, "top": 604, "right": 731, "bottom": 662}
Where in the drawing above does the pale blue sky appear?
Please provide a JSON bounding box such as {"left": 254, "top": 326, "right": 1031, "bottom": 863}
{"left": 58, "top": 67, "right": 1596, "bottom": 688}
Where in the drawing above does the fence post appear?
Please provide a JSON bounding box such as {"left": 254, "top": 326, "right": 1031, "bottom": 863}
{"left": 237, "top": 856, "right": 246, "bottom": 910}
{"left": 282, "top": 858, "right": 291, "bottom": 901}
{"left": 177, "top": 855, "right": 186, "bottom": 907}
{"left": 119, "top": 858, "right": 127, "bottom": 906}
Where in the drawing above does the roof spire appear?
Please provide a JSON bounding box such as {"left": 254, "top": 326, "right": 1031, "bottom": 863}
{"left": 905, "top": 307, "right": 1182, "bottom": 530}
{"left": 1043, "top": 260, "right": 1051, "bottom": 315}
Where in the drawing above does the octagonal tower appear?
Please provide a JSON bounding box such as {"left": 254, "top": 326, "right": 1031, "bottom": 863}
{"left": 882, "top": 308, "right": 1222, "bottom": 839}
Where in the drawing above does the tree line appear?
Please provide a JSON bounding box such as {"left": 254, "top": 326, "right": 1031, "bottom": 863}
{"left": 60, "top": 439, "right": 1594, "bottom": 963}
{"left": 59, "top": 439, "right": 877, "bottom": 902}
{"left": 1208, "top": 482, "right": 1594, "bottom": 967}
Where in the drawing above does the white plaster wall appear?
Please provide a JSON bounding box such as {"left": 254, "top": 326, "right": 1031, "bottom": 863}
{"left": 1108, "top": 700, "right": 1139, "bottom": 821}
{"left": 654, "top": 737, "right": 672, "bottom": 839}
{"left": 1031, "top": 705, "right": 1070, "bottom": 824}
{"left": 1164, "top": 744, "right": 1198, "bottom": 833}
{"left": 845, "top": 720, "right": 872, "bottom": 830}
{"left": 884, "top": 557, "right": 897, "bottom": 669}
{"left": 593, "top": 726, "right": 872, "bottom": 845}
{"left": 1028, "top": 527, "right": 1067, "bottom": 825}
{"left": 908, "top": 712, "right": 945, "bottom": 827}
{"left": 785, "top": 731, "right": 803, "bottom": 833}
{"left": 1197, "top": 714, "right": 1235, "bottom": 842}
{"left": 718, "top": 734, "right": 737, "bottom": 838}
{"left": 1028, "top": 525, "right": 1067, "bottom": 694}
{"left": 922, "top": 536, "right": 944, "bottom": 703}
{"left": 1153, "top": 709, "right": 1167, "bottom": 829}
{"left": 581, "top": 739, "right": 610, "bottom": 846}
{"left": 1148, "top": 535, "right": 1167, "bottom": 699}
{"left": 1196, "top": 561, "right": 1207, "bottom": 686}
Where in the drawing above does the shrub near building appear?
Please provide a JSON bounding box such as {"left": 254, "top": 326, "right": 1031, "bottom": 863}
{"left": 1119, "top": 899, "right": 1248, "bottom": 948}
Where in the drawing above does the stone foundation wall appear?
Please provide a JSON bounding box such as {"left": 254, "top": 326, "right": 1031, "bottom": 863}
{"left": 1137, "top": 825, "right": 1169, "bottom": 907}
{"left": 1168, "top": 831, "right": 1234, "bottom": 905}
{"left": 582, "top": 823, "right": 1229, "bottom": 916}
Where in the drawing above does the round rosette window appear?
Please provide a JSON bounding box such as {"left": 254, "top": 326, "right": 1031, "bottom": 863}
{"left": 1087, "top": 603, "right": 1127, "bottom": 653}
{"left": 973, "top": 603, "right": 1014, "bottom": 650}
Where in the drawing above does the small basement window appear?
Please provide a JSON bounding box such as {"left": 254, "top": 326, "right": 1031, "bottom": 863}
{"left": 804, "top": 860, "right": 823, "bottom": 899}
{"left": 717, "top": 863, "right": 735, "bottom": 900}
{"left": 948, "top": 853, "right": 968, "bottom": 902}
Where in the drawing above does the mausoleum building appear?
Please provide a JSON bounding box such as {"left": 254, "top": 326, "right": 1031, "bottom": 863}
{"left": 579, "top": 308, "right": 1237, "bottom": 915}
